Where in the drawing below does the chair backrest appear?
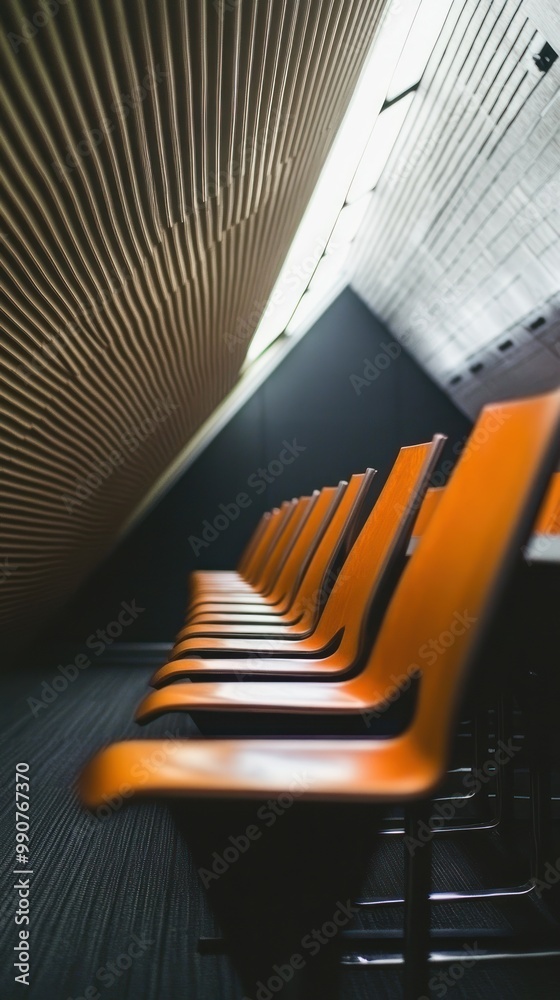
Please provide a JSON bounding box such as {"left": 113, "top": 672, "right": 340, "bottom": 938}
{"left": 534, "top": 470, "right": 560, "bottom": 533}
{"left": 368, "top": 391, "right": 560, "bottom": 772}
{"left": 314, "top": 437, "right": 446, "bottom": 658}
{"left": 293, "top": 470, "right": 376, "bottom": 627}
{"left": 243, "top": 501, "right": 291, "bottom": 581}
{"left": 268, "top": 484, "right": 347, "bottom": 604}
{"left": 256, "top": 495, "right": 315, "bottom": 593}
{"left": 245, "top": 502, "right": 293, "bottom": 585}
{"left": 237, "top": 511, "right": 270, "bottom": 575}
{"left": 411, "top": 487, "right": 445, "bottom": 538}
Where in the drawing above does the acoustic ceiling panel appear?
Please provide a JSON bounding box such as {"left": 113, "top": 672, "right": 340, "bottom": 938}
{"left": 0, "top": 0, "right": 388, "bottom": 645}
{"left": 349, "top": 0, "right": 560, "bottom": 418}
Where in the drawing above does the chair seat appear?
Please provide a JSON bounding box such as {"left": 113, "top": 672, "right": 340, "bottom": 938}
{"left": 135, "top": 678, "right": 376, "bottom": 723}
{"left": 79, "top": 735, "right": 440, "bottom": 808}
{"left": 151, "top": 655, "right": 348, "bottom": 686}
{"left": 176, "top": 620, "right": 309, "bottom": 640}
{"left": 170, "top": 633, "right": 336, "bottom": 660}
{"left": 187, "top": 592, "right": 281, "bottom": 618}
{"left": 186, "top": 605, "right": 299, "bottom": 623}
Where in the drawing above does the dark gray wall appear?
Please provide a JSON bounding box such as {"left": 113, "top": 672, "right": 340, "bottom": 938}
{"left": 43, "top": 288, "right": 471, "bottom": 642}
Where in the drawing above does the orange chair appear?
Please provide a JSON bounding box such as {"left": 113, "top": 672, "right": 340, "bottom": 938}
{"left": 185, "top": 484, "right": 345, "bottom": 623}
{"left": 79, "top": 388, "right": 560, "bottom": 999}
{"left": 199, "top": 494, "right": 316, "bottom": 603}
{"left": 534, "top": 469, "right": 560, "bottom": 533}
{"left": 174, "top": 443, "right": 443, "bottom": 647}
{"left": 183, "top": 484, "right": 345, "bottom": 631}
{"left": 188, "top": 491, "right": 330, "bottom": 606}
{"left": 235, "top": 510, "right": 271, "bottom": 577}
{"left": 186, "top": 471, "right": 375, "bottom": 625}
{"left": 193, "top": 499, "right": 294, "bottom": 598}
{"left": 412, "top": 475, "right": 559, "bottom": 542}
{"left": 411, "top": 485, "right": 444, "bottom": 539}
{"left": 152, "top": 438, "right": 445, "bottom": 683}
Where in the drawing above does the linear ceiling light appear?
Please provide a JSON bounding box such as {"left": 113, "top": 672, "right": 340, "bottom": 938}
{"left": 346, "top": 90, "right": 416, "bottom": 204}
{"left": 246, "top": 0, "right": 454, "bottom": 363}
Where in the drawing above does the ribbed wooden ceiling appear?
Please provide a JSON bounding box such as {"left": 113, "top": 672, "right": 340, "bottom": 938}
{"left": 0, "top": 0, "right": 388, "bottom": 645}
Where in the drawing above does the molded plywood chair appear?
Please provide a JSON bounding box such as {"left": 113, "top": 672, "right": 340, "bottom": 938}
{"left": 206, "top": 494, "right": 316, "bottom": 603}
{"left": 235, "top": 510, "right": 270, "bottom": 577}
{"left": 194, "top": 499, "right": 295, "bottom": 598}
{"left": 189, "top": 485, "right": 344, "bottom": 609}
{"left": 173, "top": 445, "right": 441, "bottom": 650}
{"left": 190, "top": 495, "right": 311, "bottom": 599}
{"left": 80, "top": 389, "right": 560, "bottom": 999}
{"left": 182, "top": 484, "right": 345, "bottom": 633}
{"left": 186, "top": 471, "right": 375, "bottom": 625}
{"left": 152, "top": 438, "right": 445, "bottom": 684}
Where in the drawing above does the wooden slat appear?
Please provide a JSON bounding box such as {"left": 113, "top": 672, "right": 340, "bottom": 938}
{"left": 0, "top": 0, "right": 387, "bottom": 645}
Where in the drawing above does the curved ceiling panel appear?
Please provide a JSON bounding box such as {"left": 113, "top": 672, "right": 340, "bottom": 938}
{"left": 0, "top": 0, "right": 387, "bottom": 646}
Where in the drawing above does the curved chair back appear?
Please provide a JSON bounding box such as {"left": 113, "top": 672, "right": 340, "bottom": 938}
{"left": 267, "top": 484, "right": 346, "bottom": 605}
{"left": 365, "top": 391, "right": 560, "bottom": 773}
{"left": 294, "top": 470, "right": 376, "bottom": 629}
{"left": 312, "top": 437, "right": 446, "bottom": 660}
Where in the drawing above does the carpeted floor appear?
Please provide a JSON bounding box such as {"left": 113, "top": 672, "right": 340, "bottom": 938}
{"left": 1, "top": 643, "right": 558, "bottom": 1000}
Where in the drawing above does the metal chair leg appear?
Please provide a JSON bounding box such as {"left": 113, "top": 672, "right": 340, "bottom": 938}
{"left": 528, "top": 696, "right": 552, "bottom": 883}
{"left": 403, "top": 801, "right": 432, "bottom": 1000}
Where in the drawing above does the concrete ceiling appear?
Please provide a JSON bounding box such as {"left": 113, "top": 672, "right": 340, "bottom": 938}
{"left": 349, "top": 0, "right": 560, "bottom": 418}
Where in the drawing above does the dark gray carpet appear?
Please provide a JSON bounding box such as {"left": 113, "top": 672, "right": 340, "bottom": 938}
{"left": 1, "top": 644, "right": 558, "bottom": 999}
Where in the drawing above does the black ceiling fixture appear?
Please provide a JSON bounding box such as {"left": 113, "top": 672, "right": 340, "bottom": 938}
{"left": 533, "top": 42, "right": 558, "bottom": 73}
{"left": 529, "top": 316, "right": 546, "bottom": 331}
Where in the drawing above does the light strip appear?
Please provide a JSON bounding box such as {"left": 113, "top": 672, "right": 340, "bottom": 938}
{"left": 246, "top": 0, "right": 454, "bottom": 363}
{"left": 387, "top": 0, "right": 454, "bottom": 101}
{"left": 346, "top": 91, "right": 416, "bottom": 204}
